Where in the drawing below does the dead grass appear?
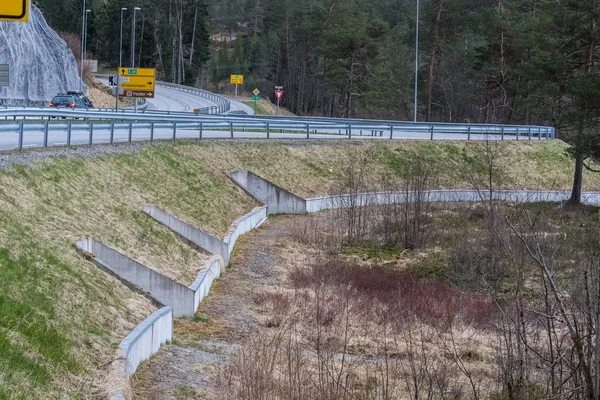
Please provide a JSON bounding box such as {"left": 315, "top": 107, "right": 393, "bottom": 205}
{"left": 0, "top": 138, "right": 593, "bottom": 398}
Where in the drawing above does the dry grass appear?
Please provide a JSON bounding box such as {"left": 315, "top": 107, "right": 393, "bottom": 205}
{"left": 0, "top": 138, "right": 592, "bottom": 398}
{"left": 173, "top": 140, "right": 600, "bottom": 198}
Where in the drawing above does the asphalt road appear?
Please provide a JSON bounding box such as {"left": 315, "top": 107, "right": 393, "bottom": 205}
{"left": 99, "top": 79, "right": 254, "bottom": 115}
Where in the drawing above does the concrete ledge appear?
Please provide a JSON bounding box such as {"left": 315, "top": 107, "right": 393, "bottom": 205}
{"left": 107, "top": 306, "right": 173, "bottom": 400}
{"left": 229, "top": 170, "right": 306, "bottom": 214}
{"left": 191, "top": 256, "right": 223, "bottom": 312}
{"left": 144, "top": 205, "right": 230, "bottom": 265}
{"left": 76, "top": 238, "right": 196, "bottom": 317}
{"left": 223, "top": 206, "right": 268, "bottom": 258}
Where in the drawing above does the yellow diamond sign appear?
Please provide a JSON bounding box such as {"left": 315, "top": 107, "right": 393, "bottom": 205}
{"left": 0, "top": 0, "right": 29, "bottom": 22}
{"left": 253, "top": 88, "right": 260, "bottom": 96}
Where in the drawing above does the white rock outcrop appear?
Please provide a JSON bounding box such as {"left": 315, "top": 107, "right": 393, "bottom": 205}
{"left": 0, "top": 5, "right": 85, "bottom": 105}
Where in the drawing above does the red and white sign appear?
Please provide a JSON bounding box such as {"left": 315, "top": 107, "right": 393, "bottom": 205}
{"left": 275, "top": 89, "right": 284, "bottom": 101}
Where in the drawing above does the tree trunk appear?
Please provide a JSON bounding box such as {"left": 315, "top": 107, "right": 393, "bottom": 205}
{"left": 569, "top": 154, "right": 583, "bottom": 204}
{"left": 426, "top": 0, "right": 444, "bottom": 122}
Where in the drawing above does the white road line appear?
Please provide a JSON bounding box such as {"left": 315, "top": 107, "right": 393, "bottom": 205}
{"left": 55, "top": 142, "right": 67, "bottom": 145}
{"left": 23, "top": 144, "right": 38, "bottom": 148}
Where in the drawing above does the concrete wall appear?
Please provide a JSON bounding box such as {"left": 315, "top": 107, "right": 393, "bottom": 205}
{"left": 223, "top": 206, "right": 268, "bottom": 257}
{"left": 229, "top": 170, "right": 306, "bottom": 214}
{"left": 144, "top": 205, "right": 230, "bottom": 265}
{"left": 191, "top": 256, "right": 222, "bottom": 312}
{"left": 77, "top": 238, "right": 196, "bottom": 317}
{"left": 305, "top": 189, "right": 600, "bottom": 213}
{"left": 107, "top": 306, "right": 173, "bottom": 400}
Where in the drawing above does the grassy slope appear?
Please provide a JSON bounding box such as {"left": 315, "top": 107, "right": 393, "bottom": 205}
{"left": 0, "top": 138, "right": 592, "bottom": 398}
{"left": 174, "top": 139, "right": 597, "bottom": 197}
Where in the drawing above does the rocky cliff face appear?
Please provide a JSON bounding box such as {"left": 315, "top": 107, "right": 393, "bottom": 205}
{"left": 0, "top": 5, "right": 85, "bottom": 106}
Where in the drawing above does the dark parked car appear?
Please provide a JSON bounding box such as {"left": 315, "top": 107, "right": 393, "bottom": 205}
{"left": 49, "top": 92, "right": 94, "bottom": 109}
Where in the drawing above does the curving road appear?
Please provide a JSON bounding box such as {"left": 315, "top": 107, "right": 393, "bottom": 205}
{"left": 98, "top": 79, "right": 254, "bottom": 114}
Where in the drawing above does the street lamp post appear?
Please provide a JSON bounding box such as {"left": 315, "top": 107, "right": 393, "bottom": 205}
{"left": 79, "top": 0, "right": 86, "bottom": 91}
{"left": 115, "top": 7, "right": 128, "bottom": 110}
{"left": 131, "top": 7, "right": 141, "bottom": 68}
{"left": 131, "top": 7, "right": 141, "bottom": 113}
{"left": 82, "top": 9, "right": 91, "bottom": 90}
{"left": 414, "top": 0, "right": 420, "bottom": 122}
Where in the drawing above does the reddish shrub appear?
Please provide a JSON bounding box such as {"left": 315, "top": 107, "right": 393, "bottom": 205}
{"left": 288, "top": 261, "right": 497, "bottom": 327}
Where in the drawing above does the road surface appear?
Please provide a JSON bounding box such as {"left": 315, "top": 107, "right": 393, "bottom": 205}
{"left": 99, "top": 79, "right": 254, "bottom": 114}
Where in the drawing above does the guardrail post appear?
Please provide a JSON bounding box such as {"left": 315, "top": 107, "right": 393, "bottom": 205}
{"left": 67, "top": 121, "right": 72, "bottom": 146}
{"left": 110, "top": 121, "right": 115, "bottom": 144}
{"left": 89, "top": 122, "right": 94, "bottom": 146}
{"left": 467, "top": 126, "right": 471, "bottom": 140}
{"left": 199, "top": 122, "right": 203, "bottom": 140}
{"left": 348, "top": 124, "right": 352, "bottom": 139}
{"left": 545, "top": 128, "right": 549, "bottom": 140}
{"left": 150, "top": 122, "right": 155, "bottom": 142}
{"left": 18, "top": 121, "right": 23, "bottom": 151}
{"left": 306, "top": 123, "right": 310, "bottom": 139}
{"left": 43, "top": 121, "right": 49, "bottom": 148}
{"left": 501, "top": 126, "right": 505, "bottom": 141}
{"left": 266, "top": 122, "right": 270, "bottom": 139}
{"left": 538, "top": 127, "right": 541, "bottom": 140}
{"left": 516, "top": 127, "right": 519, "bottom": 141}
{"left": 528, "top": 127, "right": 532, "bottom": 140}
{"left": 172, "top": 122, "right": 177, "bottom": 141}
{"left": 128, "top": 122, "right": 133, "bottom": 142}
{"left": 390, "top": 125, "right": 394, "bottom": 139}
{"left": 430, "top": 126, "right": 434, "bottom": 140}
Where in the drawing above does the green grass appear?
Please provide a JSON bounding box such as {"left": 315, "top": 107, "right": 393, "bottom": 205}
{"left": 243, "top": 100, "right": 268, "bottom": 115}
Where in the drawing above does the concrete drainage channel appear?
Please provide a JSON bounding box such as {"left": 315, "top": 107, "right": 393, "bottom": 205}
{"left": 74, "top": 170, "right": 600, "bottom": 399}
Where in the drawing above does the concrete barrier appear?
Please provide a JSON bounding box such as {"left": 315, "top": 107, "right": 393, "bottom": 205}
{"left": 191, "top": 256, "right": 222, "bottom": 312}
{"left": 144, "top": 205, "right": 229, "bottom": 265}
{"left": 229, "top": 170, "right": 306, "bottom": 214}
{"left": 107, "top": 306, "right": 173, "bottom": 400}
{"left": 76, "top": 238, "right": 196, "bottom": 317}
{"left": 223, "top": 206, "right": 268, "bottom": 257}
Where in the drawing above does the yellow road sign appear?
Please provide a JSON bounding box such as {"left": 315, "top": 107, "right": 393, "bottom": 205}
{"left": 253, "top": 88, "right": 260, "bottom": 96}
{"left": 120, "top": 76, "right": 155, "bottom": 90}
{"left": 119, "top": 67, "right": 155, "bottom": 77}
{"left": 231, "top": 75, "right": 244, "bottom": 84}
{"left": 0, "top": 0, "right": 29, "bottom": 22}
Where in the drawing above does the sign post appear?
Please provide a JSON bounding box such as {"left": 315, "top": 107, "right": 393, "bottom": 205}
{"left": 231, "top": 75, "right": 244, "bottom": 98}
{"left": 119, "top": 68, "right": 155, "bottom": 112}
{"left": 0, "top": 1, "right": 29, "bottom": 22}
{"left": 252, "top": 88, "right": 260, "bottom": 114}
{"left": 274, "top": 86, "right": 284, "bottom": 116}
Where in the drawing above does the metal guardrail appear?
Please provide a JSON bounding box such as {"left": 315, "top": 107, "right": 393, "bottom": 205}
{"left": 0, "top": 107, "right": 555, "bottom": 153}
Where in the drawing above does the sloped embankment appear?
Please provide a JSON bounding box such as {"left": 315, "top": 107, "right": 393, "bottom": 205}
{"left": 0, "top": 138, "right": 591, "bottom": 398}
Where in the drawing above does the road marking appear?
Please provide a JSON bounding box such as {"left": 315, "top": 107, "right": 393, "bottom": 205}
{"left": 55, "top": 142, "right": 67, "bottom": 145}
{"left": 23, "top": 144, "right": 37, "bottom": 148}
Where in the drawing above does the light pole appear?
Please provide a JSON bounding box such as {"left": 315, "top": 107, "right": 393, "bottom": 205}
{"left": 115, "top": 7, "right": 128, "bottom": 110}
{"left": 79, "top": 0, "right": 86, "bottom": 91}
{"left": 131, "top": 7, "right": 141, "bottom": 68}
{"left": 414, "top": 0, "right": 420, "bottom": 122}
{"left": 131, "top": 6, "right": 141, "bottom": 113}
{"left": 82, "top": 9, "right": 91, "bottom": 90}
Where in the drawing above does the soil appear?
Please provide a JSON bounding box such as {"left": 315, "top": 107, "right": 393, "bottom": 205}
{"left": 131, "top": 216, "right": 294, "bottom": 399}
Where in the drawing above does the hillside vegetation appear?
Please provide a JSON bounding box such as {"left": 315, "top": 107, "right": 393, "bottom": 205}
{"left": 0, "top": 139, "right": 596, "bottom": 398}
